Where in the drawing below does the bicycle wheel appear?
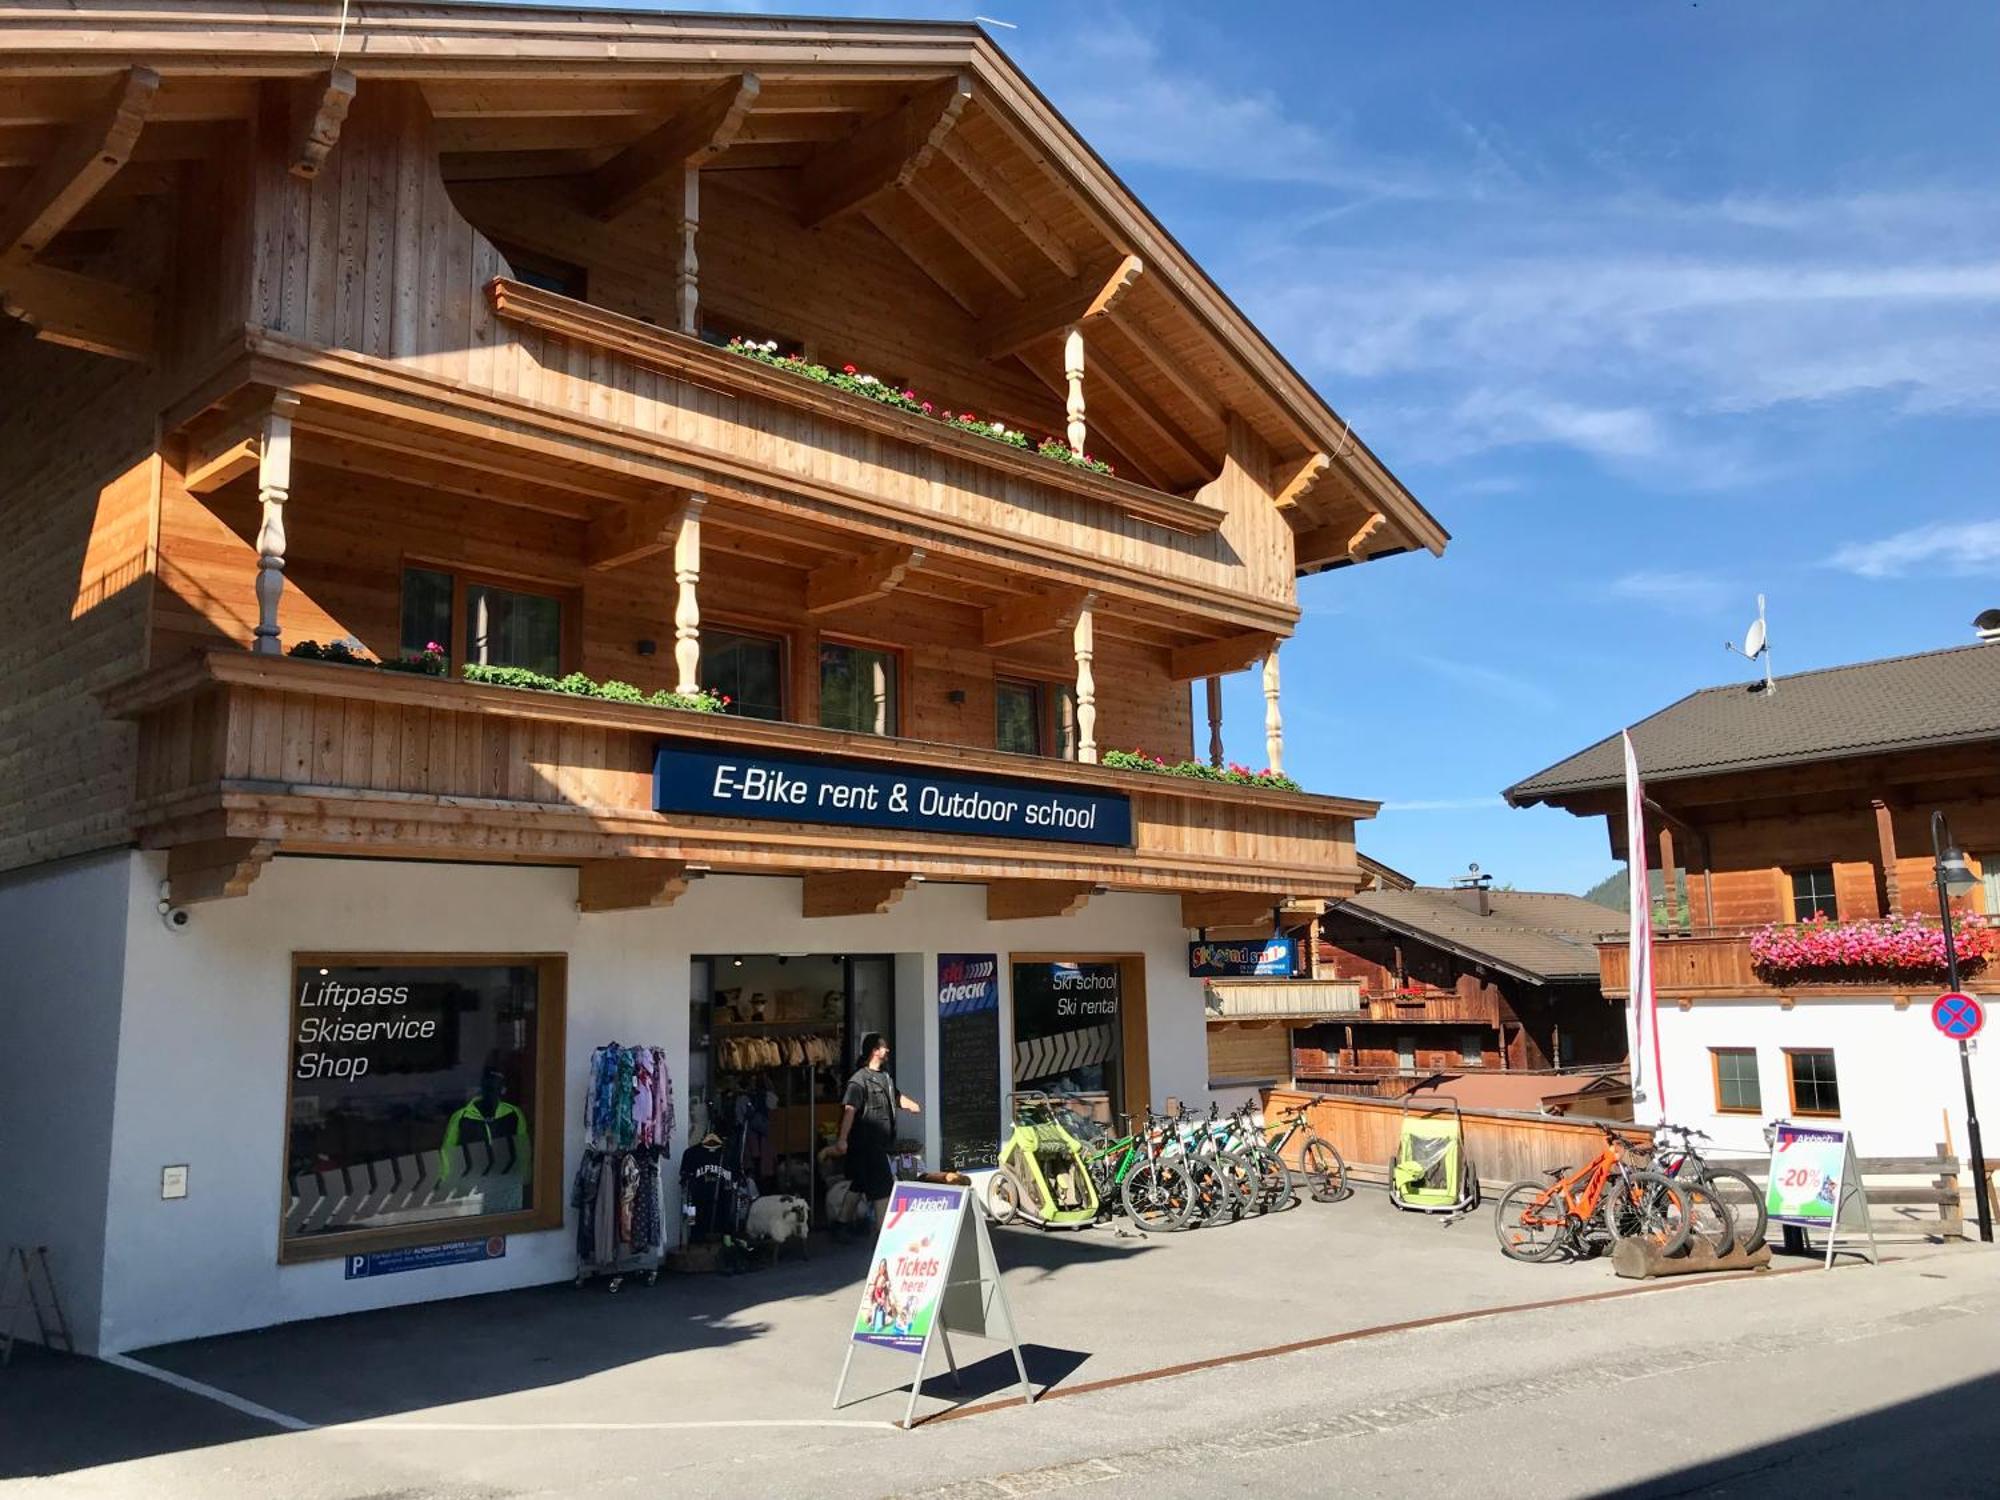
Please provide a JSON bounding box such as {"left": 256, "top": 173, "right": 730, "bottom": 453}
{"left": 1121, "top": 1159, "right": 1195, "bottom": 1232}
{"left": 1673, "top": 1178, "right": 1736, "bottom": 1257}
{"left": 984, "top": 1168, "right": 1023, "bottom": 1226}
{"left": 1249, "top": 1147, "right": 1293, "bottom": 1212}
{"left": 1214, "top": 1151, "right": 1259, "bottom": 1222}
{"left": 1602, "top": 1170, "right": 1688, "bottom": 1254}
{"left": 1700, "top": 1167, "right": 1766, "bottom": 1248}
{"left": 1492, "top": 1180, "right": 1567, "bottom": 1262}
{"left": 1301, "top": 1135, "right": 1349, "bottom": 1202}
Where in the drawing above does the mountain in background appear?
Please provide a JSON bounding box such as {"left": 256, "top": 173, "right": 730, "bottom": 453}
{"left": 1583, "top": 867, "right": 1688, "bottom": 925}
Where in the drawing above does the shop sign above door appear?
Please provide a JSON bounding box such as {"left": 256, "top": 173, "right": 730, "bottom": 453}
{"left": 653, "top": 742, "right": 1133, "bottom": 846}
{"left": 1188, "top": 938, "right": 1298, "bottom": 978}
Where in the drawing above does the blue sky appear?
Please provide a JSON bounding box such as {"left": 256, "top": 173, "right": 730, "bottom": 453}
{"left": 595, "top": 1, "right": 2000, "bottom": 892}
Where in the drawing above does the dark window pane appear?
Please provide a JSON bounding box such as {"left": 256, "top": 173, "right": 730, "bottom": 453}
{"left": 467, "top": 583, "right": 562, "bottom": 677}
{"left": 1790, "top": 866, "right": 1838, "bottom": 922}
{"left": 1011, "top": 961, "right": 1120, "bottom": 1118}
{"left": 285, "top": 961, "right": 543, "bottom": 1245}
{"left": 703, "top": 629, "right": 784, "bottom": 721}
{"left": 400, "top": 567, "right": 454, "bottom": 661}
{"left": 1457, "top": 1031, "right": 1482, "bottom": 1066}
{"left": 1714, "top": 1049, "right": 1761, "bottom": 1112}
{"left": 996, "top": 680, "right": 1042, "bottom": 755}
{"left": 820, "top": 642, "right": 897, "bottom": 735}
{"left": 1790, "top": 1050, "right": 1839, "bottom": 1114}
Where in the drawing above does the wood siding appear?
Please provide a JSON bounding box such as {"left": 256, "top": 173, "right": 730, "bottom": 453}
{"left": 0, "top": 326, "right": 159, "bottom": 870}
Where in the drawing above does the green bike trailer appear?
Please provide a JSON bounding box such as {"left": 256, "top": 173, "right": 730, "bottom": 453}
{"left": 994, "top": 1093, "right": 1101, "bottom": 1228}
{"left": 1388, "top": 1086, "right": 1478, "bottom": 1215}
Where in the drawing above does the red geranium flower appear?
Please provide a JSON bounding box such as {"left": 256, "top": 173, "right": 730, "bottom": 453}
{"left": 842, "top": 363, "right": 858, "bottom": 375}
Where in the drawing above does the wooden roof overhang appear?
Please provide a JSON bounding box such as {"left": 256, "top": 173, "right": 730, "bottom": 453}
{"left": 170, "top": 328, "right": 1303, "bottom": 646}
{"left": 0, "top": 0, "right": 1446, "bottom": 577}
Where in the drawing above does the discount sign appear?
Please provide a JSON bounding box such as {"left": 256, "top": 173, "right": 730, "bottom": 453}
{"left": 1932, "top": 992, "right": 1985, "bottom": 1042}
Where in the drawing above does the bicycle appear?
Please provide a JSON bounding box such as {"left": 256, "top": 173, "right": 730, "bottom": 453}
{"left": 1167, "top": 1103, "right": 1259, "bottom": 1226}
{"left": 1259, "top": 1103, "right": 1349, "bottom": 1203}
{"left": 1493, "top": 1128, "right": 1732, "bottom": 1263}
{"left": 1074, "top": 1107, "right": 1199, "bottom": 1233}
{"left": 1652, "top": 1122, "right": 1767, "bottom": 1249}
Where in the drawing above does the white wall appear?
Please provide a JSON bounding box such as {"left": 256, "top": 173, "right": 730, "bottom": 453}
{"left": 1652, "top": 998, "right": 1999, "bottom": 1162}
{"left": 0, "top": 851, "right": 132, "bottom": 1351}
{"left": 95, "top": 853, "right": 1204, "bottom": 1351}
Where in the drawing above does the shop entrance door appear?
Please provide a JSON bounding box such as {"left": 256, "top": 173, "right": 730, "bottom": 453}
{"left": 1008, "top": 956, "right": 1149, "bottom": 1126}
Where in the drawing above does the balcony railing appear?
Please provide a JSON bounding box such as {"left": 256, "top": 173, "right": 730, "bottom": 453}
{"left": 1204, "top": 978, "right": 1364, "bottom": 1021}
{"left": 1598, "top": 928, "right": 1970, "bottom": 1000}
{"left": 1354, "top": 989, "right": 1502, "bottom": 1025}
{"left": 109, "top": 652, "right": 1367, "bottom": 900}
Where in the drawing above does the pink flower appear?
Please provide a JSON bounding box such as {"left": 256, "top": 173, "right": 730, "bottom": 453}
{"left": 425, "top": 641, "right": 443, "bottom": 653}
{"left": 920, "top": 401, "right": 934, "bottom": 414}
{"left": 960, "top": 412, "right": 978, "bottom": 423}
{"left": 902, "top": 389, "right": 918, "bottom": 402}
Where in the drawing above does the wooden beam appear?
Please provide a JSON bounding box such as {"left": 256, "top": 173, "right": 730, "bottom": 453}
{"left": 1273, "top": 451, "right": 1331, "bottom": 511}
{"left": 802, "top": 871, "right": 914, "bottom": 918}
{"left": 578, "top": 859, "right": 691, "bottom": 912}
{"left": 0, "top": 260, "right": 155, "bottom": 360}
{"left": 583, "top": 72, "right": 760, "bottom": 220}
{"left": 981, "top": 587, "right": 1091, "bottom": 649}
{"left": 183, "top": 435, "right": 260, "bottom": 495}
{"left": 1014, "top": 346, "right": 1174, "bottom": 491}
{"left": 903, "top": 176, "right": 1026, "bottom": 300}
{"left": 1169, "top": 631, "right": 1279, "bottom": 683}
{"left": 585, "top": 492, "right": 695, "bottom": 571}
{"left": 1346, "top": 511, "right": 1387, "bottom": 560}
{"left": 1872, "top": 798, "right": 1902, "bottom": 915}
{"left": 168, "top": 837, "right": 276, "bottom": 905}
{"left": 1182, "top": 891, "right": 1281, "bottom": 931}
{"left": 806, "top": 544, "right": 923, "bottom": 615}
{"left": 986, "top": 879, "right": 1093, "bottom": 921}
{"left": 799, "top": 72, "right": 972, "bottom": 228}
{"left": 288, "top": 68, "right": 355, "bottom": 181}
{"left": 861, "top": 198, "right": 983, "bottom": 315}
{"left": 0, "top": 65, "right": 158, "bottom": 264}
{"left": 1104, "top": 306, "right": 1224, "bottom": 427}
{"left": 938, "top": 133, "right": 1078, "bottom": 278}
{"left": 978, "top": 253, "right": 1143, "bottom": 361}
{"left": 1088, "top": 348, "right": 1216, "bottom": 476}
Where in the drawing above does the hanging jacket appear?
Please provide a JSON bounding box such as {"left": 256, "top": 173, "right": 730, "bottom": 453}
{"left": 440, "top": 1098, "right": 530, "bottom": 1182}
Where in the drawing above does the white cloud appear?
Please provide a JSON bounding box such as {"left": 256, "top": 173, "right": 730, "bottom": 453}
{"left": 1824, "top": 519, "right": 2000, "bottom": 579}
{"left": 1379, "top": 796, "right": 1509, "bottom": 813}
{"left": 1409, "top": 652, "right": 1557, "bottom": 709}
{"left": 1601, "top": 570, "right": 1734, "bottom": 614}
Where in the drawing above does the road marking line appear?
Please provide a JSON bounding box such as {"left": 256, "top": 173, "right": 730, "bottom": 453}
{"left": 333, "top": 1418, "right": 901, "bottom": 1433}
{"left": 102, "top": 1353, "right": 315, "bottom": 1432}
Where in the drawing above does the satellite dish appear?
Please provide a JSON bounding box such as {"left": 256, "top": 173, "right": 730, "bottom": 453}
{"left": 1976, "top": 607, "right": 2000, "bottom": 641}
{"left": 1743, "top": 616, "right": 1766, "bottom": 660}
{"left": 1724, "top": 595, "right": 1775, "bottom": 695}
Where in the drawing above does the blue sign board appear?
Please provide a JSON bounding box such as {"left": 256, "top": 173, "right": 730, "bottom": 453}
{"left": 344, "top": 1235, "right": 506, "bottom": 1280}
{"left": 1188, "top": 938, "right": 1297, "bottom": 978}
{"left": 653, "top": 742, "right": 1133, "bottom": 847}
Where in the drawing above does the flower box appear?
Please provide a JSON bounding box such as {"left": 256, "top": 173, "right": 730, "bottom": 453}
{"left": 1747, "top": 912, "right": 1993, "bottom": 985}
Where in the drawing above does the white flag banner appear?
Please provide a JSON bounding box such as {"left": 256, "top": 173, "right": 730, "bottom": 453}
{"left": 1623, "top": 730, "right": 1663, "bottom": 1116}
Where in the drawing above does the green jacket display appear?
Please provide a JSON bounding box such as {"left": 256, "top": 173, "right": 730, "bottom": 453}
{"left": 440, "top": 1098, "right": 530, "bottom": 1182}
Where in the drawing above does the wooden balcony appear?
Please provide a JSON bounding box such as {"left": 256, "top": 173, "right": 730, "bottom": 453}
{"left": 1356, "top": 990, "right": 1503, "bottom": 1026}
{"left": 1599, "top": 930, "right": 1945, "bottom": 1002}
{"left": 1203, "top": 978, "right": 1364, "bottom": 1021}
{"left": 108, "top": 652, "right": 1370, "bottom": 906}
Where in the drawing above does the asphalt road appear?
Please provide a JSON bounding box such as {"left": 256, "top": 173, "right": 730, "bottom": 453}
{"left": 5, "top": 1239, "right": 1995, "bottom": 1498}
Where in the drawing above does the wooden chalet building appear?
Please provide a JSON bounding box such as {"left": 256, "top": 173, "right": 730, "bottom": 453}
{"left": 1291, "top": 875, "right": 1628, "bottom": 1098}
{"left": 1507, "top": 639, "right": 2000, "bottom": 1160}
{"left": 0, "top": 3, "right": 1446, "bottom": 1352}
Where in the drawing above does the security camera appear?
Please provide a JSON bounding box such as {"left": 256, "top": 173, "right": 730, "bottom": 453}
{"left": 162, "top": 906, "right": 192, "bottom": 933}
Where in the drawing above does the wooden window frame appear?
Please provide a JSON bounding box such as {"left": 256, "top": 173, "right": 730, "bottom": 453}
{"left": 700, "top": 620, "right": 790, "bottom": 722}
{"left": 817, "top": 633, "right": 904, "bottom": 738}
{"left": 994, "top": 675, "right": 1046, "bottom": 757}
{"left": 1456, "top": 1030, "right": 1483, "bottom": 1067}
{"left": 279, "top": 952, "right": 569, "bottom": 1265}
{"left": 993, "top": 670, "right": 1080, "bottom": 762}
{"left": 401, "top": 560, "right": 582, "bottom": 677}
{"left": 1788, "top": 864, "right": 1839, "bottom": 923}
{"left": 1783, "top": 1047, "right": 1840, "bottom": 1118}
{"left": 1709, "top": 1046, "right": 1762, "bottom": 1115}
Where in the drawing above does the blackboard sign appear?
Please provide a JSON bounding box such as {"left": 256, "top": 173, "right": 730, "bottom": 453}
{"left": 937, "top": 954, "right": 1001, "bottom": 1170}
{"left": 653, "top": 742, "right": 1132, "bottom": 846}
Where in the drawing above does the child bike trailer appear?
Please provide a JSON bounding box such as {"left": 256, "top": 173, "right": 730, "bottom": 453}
{"left": 1389, "top": 1085, "right": 1478, "bottom": 1215}
{"left": 989, "top": 1093, "right": 1101, "bottom": 1229}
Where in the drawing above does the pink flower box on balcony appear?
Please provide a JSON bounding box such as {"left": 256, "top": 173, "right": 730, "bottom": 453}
{"left": 1748, "top": 911, "right": 1993, "bottom": 985}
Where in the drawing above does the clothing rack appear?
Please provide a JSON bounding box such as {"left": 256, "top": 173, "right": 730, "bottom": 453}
{"left": 573, "top": 1043, "right": 674, "bottom": 1290}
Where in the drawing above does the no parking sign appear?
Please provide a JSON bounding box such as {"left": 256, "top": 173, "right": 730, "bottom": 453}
{"left": 1932, "top": 992, "right": 1985, "bottom": 1042}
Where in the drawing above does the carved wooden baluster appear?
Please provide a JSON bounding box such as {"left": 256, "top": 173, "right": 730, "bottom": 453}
{"left": 676, "top": 167, "right": 700, "bottom": 335}
{"left": 1206, "top": 676, "right": 1224, "bottom": 768}
{"left": 253, "top": 394, "right": 300, "bottom": 655}
{"left": 1263, "top": 644, "right": 1283, "bottom": 776}
{"left": 1064, "top": 324, "right": 1086, "bottom": 455}
{"left": 1074, "top": 601, "right": 1098, "bottom": 764}
{"left": 673, "top": 498, "right": 704, "bottom": 695}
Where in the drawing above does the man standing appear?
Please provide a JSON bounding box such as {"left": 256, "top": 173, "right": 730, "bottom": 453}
{"left": 833, "top": 1031, "right": 921, "bottom": 1228}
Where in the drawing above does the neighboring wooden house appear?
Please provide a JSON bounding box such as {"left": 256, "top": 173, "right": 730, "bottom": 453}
{"left": 1294, "top": 876, "right": 1628, "bottom": 1096}
{"left": 0, "top": 2, "right": 1449, "bottom": 1355}
{"left": 1506, "top": 638, "right": 2000, "bottom": 1158}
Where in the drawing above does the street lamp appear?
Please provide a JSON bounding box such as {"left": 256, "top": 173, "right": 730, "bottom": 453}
{"left": 1932, "top": 809, "right": 1993, "bottom": 1243}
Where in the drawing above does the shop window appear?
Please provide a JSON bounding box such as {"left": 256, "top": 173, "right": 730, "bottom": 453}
{"left": 1786, "top": 1048, "right": 1840, "bottom": 1117}
{"left": 283, "top": 955, "right": 564, "bottom": 1260}
{"left": 1789, "top": 865, "right": 1838, "bottom": 923}
{"left": 820, "top": 640, "right": 898, "bottom": 736}
{"left": 1711, "top": 1047, "right": 1761, "bottom": 1114}
{"left": 1012, "top": 960, "right": 1122, "bottom": 1123}
{"left": 1457, "top": 1031, "right": 1483, "bottom": 1066}
{"left": 400, "top": 566, "right": 567, "bottom": 677}
{"left": 704, "top": 628, "right": 785, "bottom": 721}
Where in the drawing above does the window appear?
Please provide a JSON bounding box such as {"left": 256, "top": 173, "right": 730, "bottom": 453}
{"left": 1396, "top": 1034, "right": 1417, "bottom": 1071}
{"left": 400, "top": 566, "right": 567, "bottom": 677}
{"left": 1711, "top": 1047, "right": 1762, "bottom": 1114}
{"left": 703, "top": 628, "right": 785, "bottom": 721}
{"left": 492, "top": 242, "right": 587, "bottom": 299}
{"left": 996, "top": 679, "right": 1043, "bottom": 756}
{"left": 283, "top": 955, "right": 565, "bottom": 1259}
{"left": 1980, "top": 853, "right": 2000, "bottom": 918}
{"left": 1012, "top": 960, "right": 1122, "bottom": 1119}
{"left": 1786, "top": 1049, "right": 1840, "bottom": 1117}
{"left": 820, "top": 640, "right": 898, "bottom": 736}
{"left": 1457, "top": 1031, "right": 1483, "bottom": 1066}
{"left": 1790, "top": 865, "right": 1838, "bottom": 922}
